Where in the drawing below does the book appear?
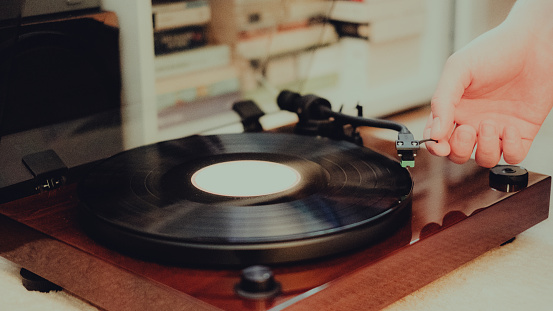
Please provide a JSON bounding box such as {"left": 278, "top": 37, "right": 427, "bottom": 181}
{"left": 157, "top": 92, "right": 242, "bottom": 131}
{"left": 209, "top": 0, "right": 333, "bottom": 43}
{"left": 235, "top": 23, "right": 338, "bottom": 60}
{"left": 282, "top": 0, "right": 333, "bottom": 25}
{"left": 152, "top": 0, "right": 211, "bottom": 31}
{"left": 154, "top": 44, "right": 231, "bottom": 78}
{"left": 262, "top": 43, "right": 340, "bottom": 86}
{"left": 234, "top": 0, "right": 284, "bottom": 32}
{"left": 154, "top": 25, "right": 208, "bottom": 55}
{"left": 233, "top": 0, "right": 333, "bottom": 32}
{"left": 329, "top": 0, "right": 424, "bottom": 23}
{"left": 329, "top": 1, "right": 425, "bottom": 43}
{"left": 156, "top": 64, "right": 240, "bottom": 110}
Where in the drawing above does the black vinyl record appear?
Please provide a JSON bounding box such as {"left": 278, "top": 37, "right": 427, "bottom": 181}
{"left": 78, "top": 133, "right": 413, "bottom": 266}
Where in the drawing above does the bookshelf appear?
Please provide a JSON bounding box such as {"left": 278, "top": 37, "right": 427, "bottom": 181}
{"left": 101, "top": 0, "right": 455, "bottom": 148}
{"left": 101, "top": 0, "right": 157, "bottom": 149}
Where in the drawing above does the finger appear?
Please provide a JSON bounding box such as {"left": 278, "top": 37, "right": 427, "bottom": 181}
{"left": 423, "top": 113, "right": 434, "bottom": 142}
{"left": 423, "top": 112, "right": 433, "bottom": 133}
{"left": 475, "top": 121, "right": 501, "bottom": 168}
{"left": 448, "top": 125, "right": 477, "bottom": 164}
{"left": 502, "top": 126, "right": 528, "bottom": 164}
{"left": 429, "top": 116, "right": 450, "bottom": 141}
{"left": 424, "top": 127, "right": 451, "bottom": 157}
{"left": 430, "top": 54, "right": 471, "bottom": 140}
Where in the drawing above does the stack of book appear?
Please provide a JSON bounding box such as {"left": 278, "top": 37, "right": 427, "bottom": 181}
{"left": 152, "top": 0, "right": 241, "bottom": 129}
{"left": 328, "top": 0, "right": 426, "bottom": 85}
{"left": 152, "top": 0, "right": 211, "bottom": 55}
{"left": 329, "top": 0, "right": 425, "bottom": 42}
{"left": 210, "top": 0, "right": 340, "bottom": 100}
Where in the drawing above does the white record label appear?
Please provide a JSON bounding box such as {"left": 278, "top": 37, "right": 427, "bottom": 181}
{"left": 191, "top": 160, "right": 301, "bottom": 197}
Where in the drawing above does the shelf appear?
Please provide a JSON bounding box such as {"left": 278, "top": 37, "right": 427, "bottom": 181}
{"left": 101, "top": 0, "right": 455, "bottom": 147}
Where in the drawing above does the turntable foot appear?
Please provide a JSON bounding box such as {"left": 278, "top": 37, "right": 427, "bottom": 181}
{"left": 234, "top": 265, "right": 281, "bottom": 300}
{"left": 20, "top": 268, "right": 63, "bottom": 293}
{"left": 500, "top": 237, "right": 517, "bottom": 246}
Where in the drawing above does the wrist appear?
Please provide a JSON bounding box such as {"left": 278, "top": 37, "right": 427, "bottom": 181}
{"left": 505, "top": 0, "right": 553, "bottom": 39}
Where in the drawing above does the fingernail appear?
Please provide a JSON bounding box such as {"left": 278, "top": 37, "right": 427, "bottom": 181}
{"left": 503, "top": 126, "right": 518, "bottom": 142}
{"left": 423, "top": 127, "right": 431, "bottom": 140}
{"left": 430, "top": 117, "right": 441, "bottom": 138}
{"left": 458, "top": 130, "right": 473, "bottom": 143}
{"left": 480, "top": 122, "right": 496, "bottom": 137}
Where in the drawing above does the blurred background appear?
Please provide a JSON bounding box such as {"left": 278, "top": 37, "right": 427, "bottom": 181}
{"left": 0, "top": 0, "right": 517, "bottom": 176}
{"left": 102, "top": 0, "right": 516, "bottom": 148}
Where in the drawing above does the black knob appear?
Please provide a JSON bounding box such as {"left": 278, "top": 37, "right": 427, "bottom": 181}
{"left": 489, "top": 165, "right": 528, "bottom": 192}
{"left": 277, "top": 90, "right": 331, "bottom": 120}
{"left": 235, "top": 265, "right": 281, "bottom": 299}
{"left": 277, "top": 90, "right": 302, "bottom": 113}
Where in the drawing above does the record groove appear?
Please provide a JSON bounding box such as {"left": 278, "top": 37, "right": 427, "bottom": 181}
{"left": 78, "top": 133, "right": 413, "bottom": 266}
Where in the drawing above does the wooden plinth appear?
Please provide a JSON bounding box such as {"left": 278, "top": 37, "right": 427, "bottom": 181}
{"left": 0, "top": 137, "right": 549, "bottom": 311}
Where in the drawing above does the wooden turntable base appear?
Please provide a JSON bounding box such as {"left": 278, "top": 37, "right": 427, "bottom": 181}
{"left": 0, "top": 138, "right": 550, "bottom": 311}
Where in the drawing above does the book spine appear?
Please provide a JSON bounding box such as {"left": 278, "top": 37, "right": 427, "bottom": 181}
{"left": 283, "top": 0, "right": 334, "bottom": 24}
{"left": 262, "top": 43, "right": 340, "bottom": 86}
{"left": 157, "top": 77, "right": 240, "bottom": 111}
{"left": 234, "top": 0, "right": 284, "bottom": 32}
{"left": 156, "top": 65, "right": 240, "bottom": 110}
{"left": 154, "top": 44, "right": 231, "bottom": 78}
{"left": 156, "top": 65, "right": 238, "bottom": 94}
{"left": 157, "top": 92, "right": 242, "bottom": 130}
{"left": 236, "top": 23, "right": 338, "bottom": 60}
{"left": 153, "top": 26, "right": 208, "bottom": 55}
{"left": 152, "top": 0, "right": 211, "bottom": 31}
{"left": 233, "top": 0, "right": 334, "bottom": 33}
{"left": 329, "top": 0, "right": 424, "bottom": 23}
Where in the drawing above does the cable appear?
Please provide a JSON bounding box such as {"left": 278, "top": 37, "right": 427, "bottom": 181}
{"left": 276, "top": 90, "right": 434, "bottom": 167}
{"left": 321, "top": 107, "right": 408, "bottom": 133}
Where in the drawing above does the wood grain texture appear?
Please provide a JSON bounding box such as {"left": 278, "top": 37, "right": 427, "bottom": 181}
{"left": 0, "top": 136, "right": 549, "bottom": 310}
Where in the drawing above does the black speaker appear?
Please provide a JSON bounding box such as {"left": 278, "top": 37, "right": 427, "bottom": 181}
{"left": 0, "top": 8, "right": 121, "bottom": 135}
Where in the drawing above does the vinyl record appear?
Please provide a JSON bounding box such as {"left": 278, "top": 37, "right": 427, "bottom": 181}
{"left": 78, "top": 133, "right": 413, "bottom": 266}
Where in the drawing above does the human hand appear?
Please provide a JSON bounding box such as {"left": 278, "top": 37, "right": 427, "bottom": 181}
{"left": 424, "top": 3, "right": 553, "bottom": 167}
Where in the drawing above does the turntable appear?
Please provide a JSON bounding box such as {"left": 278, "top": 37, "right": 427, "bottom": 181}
{"left": 0, "top": 90, "right": 550, "bottom": 310}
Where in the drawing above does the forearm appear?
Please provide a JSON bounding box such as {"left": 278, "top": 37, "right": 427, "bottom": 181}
{"left": 504, "top": 0, "right": 553, "bottom": 43}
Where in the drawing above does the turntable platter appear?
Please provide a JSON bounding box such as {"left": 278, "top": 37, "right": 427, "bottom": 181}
{"left": 78, "top": 133, "right": 412, "bottom": 266}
